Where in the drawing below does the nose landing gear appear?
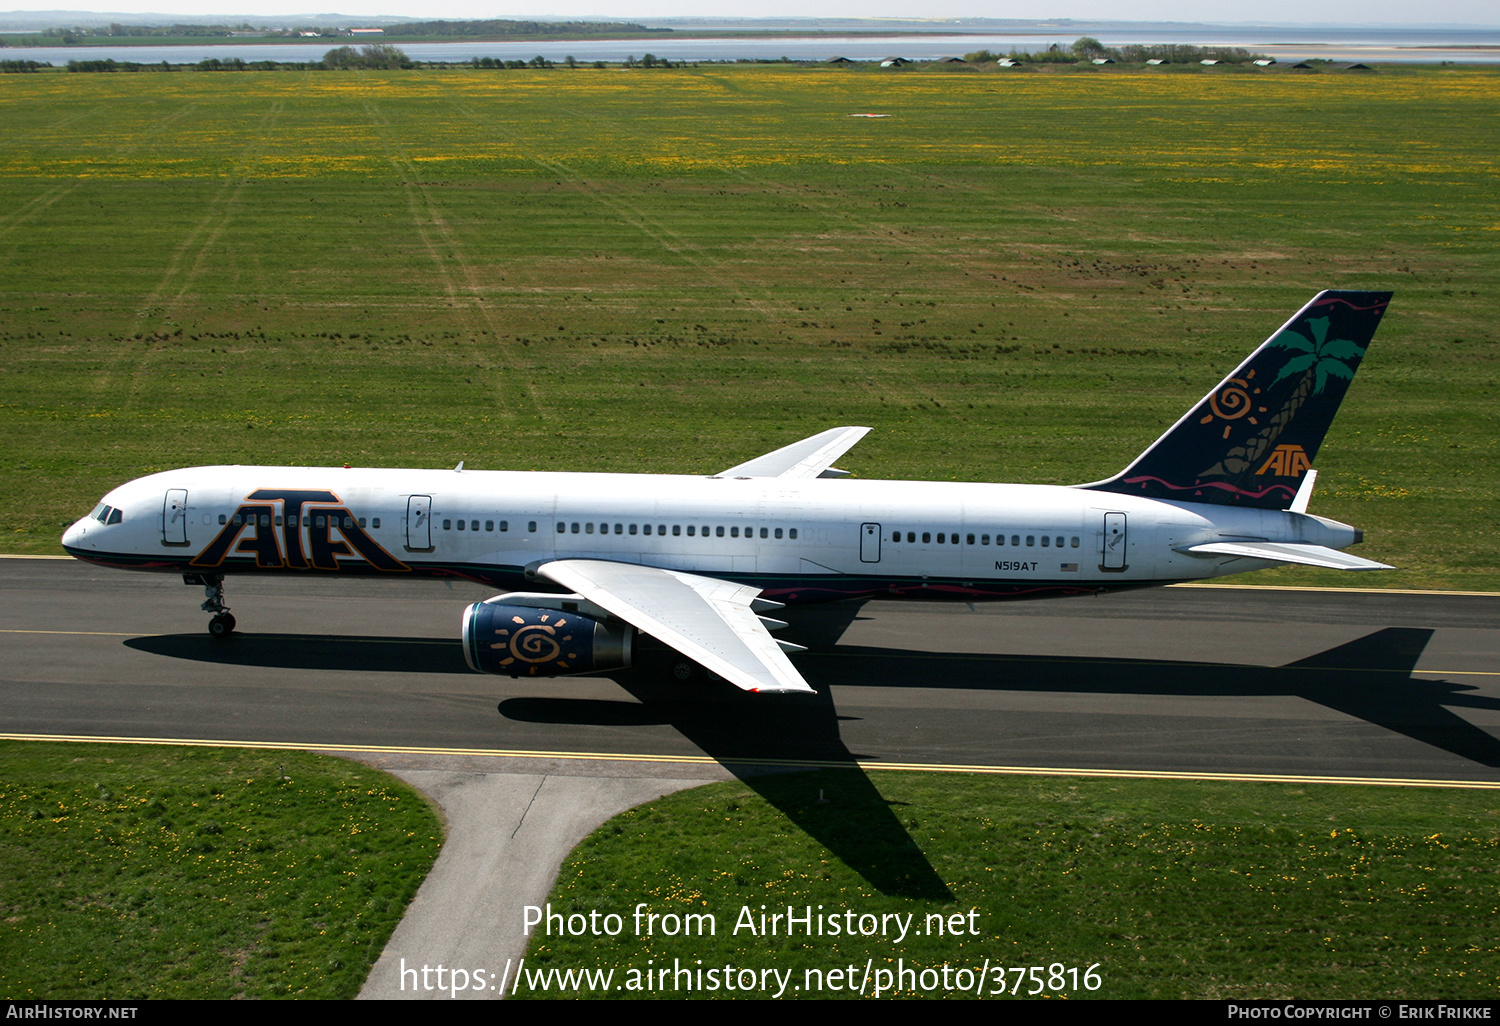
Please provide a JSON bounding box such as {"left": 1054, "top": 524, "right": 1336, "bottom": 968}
{"left": 184, "top": 573, "right": 235, "bottom": 638}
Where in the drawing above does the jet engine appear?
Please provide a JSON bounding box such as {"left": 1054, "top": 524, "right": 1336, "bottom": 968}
{"left": 461, "top": 595, "right": 632, "bottom": 677}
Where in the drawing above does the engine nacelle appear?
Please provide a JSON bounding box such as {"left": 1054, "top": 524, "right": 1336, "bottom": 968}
{"left": 461, "top": 601, "right": 632, "bottom": 677}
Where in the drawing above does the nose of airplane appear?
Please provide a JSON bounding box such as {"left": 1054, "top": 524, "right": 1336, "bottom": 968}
{"left": 61, "top": 517, "right": 89, "bottom": 551}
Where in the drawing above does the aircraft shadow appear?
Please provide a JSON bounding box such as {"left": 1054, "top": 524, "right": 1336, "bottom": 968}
{"left": 125, "top": 633, "right": 471, "bottom": 674}
{"left": 498, "top": 598, "right": 955, "bottom": 900}
{"left": 500, "top": 678, "right": 954, "bottom": 902}
{"left": 127, "top": 623, "right": 1495, "bottom": 768}
{"left": 124, "top": 619, "right": 1494, "bottom": 898}
{"left": 796, "top": 626, "right": 1500, "bottom": 769}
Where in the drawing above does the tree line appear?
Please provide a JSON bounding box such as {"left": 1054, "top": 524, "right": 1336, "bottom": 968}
{"left": 965, "top": 37, "right": 1265, "bottom": 65}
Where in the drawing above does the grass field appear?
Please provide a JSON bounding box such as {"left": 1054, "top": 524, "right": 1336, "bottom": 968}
{"left": 0, "top": 64, "right": 1495, "bottom": 587}
{"left": 0, "top": 741, "right": 442, "bottom": 998}
{"left": 525, "top": 769, "right": 1499, "bottom": 999}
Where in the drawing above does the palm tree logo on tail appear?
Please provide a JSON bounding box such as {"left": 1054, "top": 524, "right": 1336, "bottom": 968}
{"left": 1201, "top": 316, "right": 1368, "bottom": 479}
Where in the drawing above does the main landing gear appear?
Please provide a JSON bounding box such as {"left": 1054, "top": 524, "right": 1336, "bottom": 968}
{"left": 184, "top": 574, "right": 235, "bottom": 637}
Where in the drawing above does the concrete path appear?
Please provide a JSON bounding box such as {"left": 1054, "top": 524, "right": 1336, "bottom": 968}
{"left": 353, "top": 752, "right": 727, "bottom": 1000}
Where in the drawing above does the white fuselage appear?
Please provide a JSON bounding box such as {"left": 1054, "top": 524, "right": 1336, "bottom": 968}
{"left": 61, "top": 464, "right": 1361, "bottom": 602}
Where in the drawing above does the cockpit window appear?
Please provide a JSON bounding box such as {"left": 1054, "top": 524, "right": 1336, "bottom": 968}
{"left": 106, "top": 507, "right": 122, "bottom": 525}
{"left": 91, "top": 503, "right": 122, "bottom": 525}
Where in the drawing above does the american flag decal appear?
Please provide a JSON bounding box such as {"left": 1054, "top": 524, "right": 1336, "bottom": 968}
{"left": 1061, "top": 563, "right": 1078, "bottom": 572}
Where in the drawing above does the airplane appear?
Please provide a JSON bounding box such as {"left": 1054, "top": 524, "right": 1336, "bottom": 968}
{"left": 62, "top": 290, "right": 1393, "bottom": 696}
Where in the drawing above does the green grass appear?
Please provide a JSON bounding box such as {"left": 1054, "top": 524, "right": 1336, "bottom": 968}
{"left": 0, "top": 741, "right": 442, "bottom": 998}
{"left": 524, "top": 769, "right": 1500, "bottom": 999}
{"left": 0, "top": 65, "right": 1495, "bottom": 587}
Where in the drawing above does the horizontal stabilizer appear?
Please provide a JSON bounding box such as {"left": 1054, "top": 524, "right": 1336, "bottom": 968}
{"left": 1180, "top": 541, "right": 1393, "bottom": 571}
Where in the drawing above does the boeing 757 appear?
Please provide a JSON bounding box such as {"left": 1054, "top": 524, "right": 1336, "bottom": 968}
{"left": 63, "top": 290, "right": 1393, "bottom": 695}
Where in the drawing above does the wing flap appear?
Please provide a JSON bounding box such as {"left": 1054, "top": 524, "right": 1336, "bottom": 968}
{"left": 1181, "top": 541, "right": 1393, "bottom": 571}
{"left": 534, "top": 559, "right": 814, "bottom": 694}
{"left": 717, "top": 426, "right": 870, "bottom": 480}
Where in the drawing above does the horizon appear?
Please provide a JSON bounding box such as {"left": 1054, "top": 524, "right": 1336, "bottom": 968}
{"left": 3, "top": 8, "right": 1497, "bottom": 31}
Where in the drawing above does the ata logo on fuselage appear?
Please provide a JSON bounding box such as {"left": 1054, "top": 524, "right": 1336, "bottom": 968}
{"left": 1256, "top": 444, "right": 1311, "bottom": 478}
{"left": 190, "top": 488, "right": 409, "bottom": 572}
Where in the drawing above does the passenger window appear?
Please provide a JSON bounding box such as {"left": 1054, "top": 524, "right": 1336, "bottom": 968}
{"left": 760, "top": 527, "right": 768, "bottom": 539}
{"left": 556, "top": 523, "right": 566, "bottom": 533}
{"left": 458, "top": 520, "right": 466, "bottom": 531}
{"left": 218, "top": 514, "right": 227, "bottom": 525}
{"left": 1056, "top": 536, "right": 1064, "bottom": 548}
{"left": 485, "top": 520, "right": 494, "bottom": 532}
{"left": 643, "top": 524, "right": 652, "bottom": 535}
{"left": 892, "top": 531, "right": 900, "bottom": 542}
{"left": 922, "top": 532, "right": 931, "bottom": 543}
{"left": 615, "top": 524, "right": 623, "bottom": 535}
{"left": 373, "top": 518, "right": 381, "bottom": 529}
{"left": 981, "top": 534, "right": 990, "bottom": 545}
{"left": 775, "top": 528, "right": 783, "bottom": 539}
{"left": 789, "top": 528, "right": 798, "bottom": 540}
{"left": 1041, "top": 536, "right": 1048, "bottom": 546}
{"left": 571, "top": 523, "right": 580, "bottom": 533}
{"left": 672, "top": 525, "right": 681, "bottom": 536}
{"left": 687, "top": 525, "right": 696, "bottom": 536}
{"left": 1012, "top": 535, "right": 1020, "bottom": 546}
{"left": 937, "top": 533, "right": 945, "bottom": 544}
{"left": 731, "top": 526, "right": 739, "bottom": 538}
{"left": 907, "top": 532, "right": 915, "bottom": 543}
{"left": 1026, "top": 535, "right": 1034, "bottom": 546}
{"left": 629, "top": 524, "right": 638, "bottom": 535}
{"left": 233, "top": 515, "right": 243, "bottom": 526}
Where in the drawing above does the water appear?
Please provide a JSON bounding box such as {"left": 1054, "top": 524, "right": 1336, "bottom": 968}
{"left": 3, "top": 26, "right": 1497, "bottom": 66}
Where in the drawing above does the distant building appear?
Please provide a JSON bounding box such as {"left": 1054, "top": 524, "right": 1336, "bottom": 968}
{"left": 1147, "top": 58, "right": 1169, "bottom": 65}
{"left": 349, "top": 27, "right": 384, "bottom": 35}
{"left": 880, "top": 57, "right": 911, "bottom": 67}
{"left": 1091, "top": 57, "right": 1114, "bottom": 64}
{"left": 1254, "top": 58, "right": 1277, "bottom": 66}
{"left": 1199, "top": 59, "right": 1221, "bottom": 65}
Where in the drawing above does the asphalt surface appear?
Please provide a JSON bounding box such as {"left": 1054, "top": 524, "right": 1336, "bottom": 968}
{"left": 4, "top": 557, "right": 1496, "bottom": 779}
{"left": 3, "top": 556, "right": 1497, "bottom": 998}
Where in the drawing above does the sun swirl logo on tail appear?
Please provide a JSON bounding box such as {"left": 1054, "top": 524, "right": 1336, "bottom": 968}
{"left": 1200, "top": 372, "right": 1265, "bottom": 441}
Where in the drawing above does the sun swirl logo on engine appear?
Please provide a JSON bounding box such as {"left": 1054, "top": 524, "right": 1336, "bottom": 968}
{"left": 190, "top": 488, "right": 408, "bottom": 571}
{"left": 491, "top": 612, "right": 583, "bottom": 674}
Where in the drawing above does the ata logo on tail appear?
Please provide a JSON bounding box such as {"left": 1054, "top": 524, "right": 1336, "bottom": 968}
{"left": 1256, "top": 444, "right": 1311, "bottom": 477}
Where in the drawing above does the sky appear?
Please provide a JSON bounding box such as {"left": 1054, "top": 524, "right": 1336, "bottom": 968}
{"left": 14, "top": 1, "right": 1497, "bottom": 27}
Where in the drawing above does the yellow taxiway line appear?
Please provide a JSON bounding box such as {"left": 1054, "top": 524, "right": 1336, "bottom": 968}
{"left": 3, "top": 731, "right": 1498, "bottom": 791}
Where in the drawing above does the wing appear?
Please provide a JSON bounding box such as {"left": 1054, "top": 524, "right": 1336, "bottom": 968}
{"left": 534, "top": 559, "right": 814, "bottom": 694}
{"left": 1180, "top": 541, "right": 1393, "bottom": 571}
{"left": 716, "top": 426, "right": 870, "bottom": 480}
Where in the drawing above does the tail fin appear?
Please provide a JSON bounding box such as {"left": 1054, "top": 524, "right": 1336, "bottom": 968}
{"left": 1081, "top": 290, "right": 1391, "bottom": 509}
